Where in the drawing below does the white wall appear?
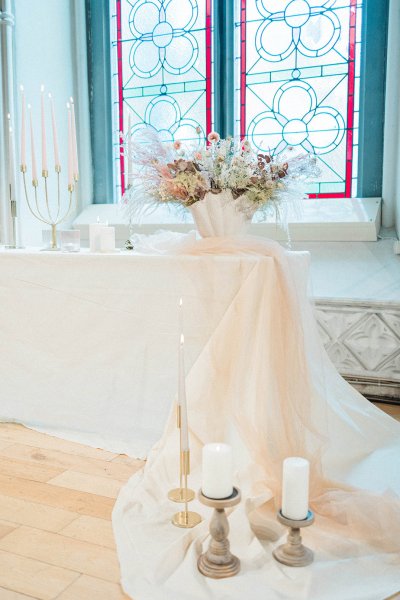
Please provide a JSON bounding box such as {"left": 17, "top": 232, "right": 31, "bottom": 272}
{"left": 13, "top": 0, "right": 75, "bottom": 245}
{"left": 382, "top": 0, "right": 400, "bottom": 237}
{"left": 11, "top": 0, "right": 92, "bottom": 246}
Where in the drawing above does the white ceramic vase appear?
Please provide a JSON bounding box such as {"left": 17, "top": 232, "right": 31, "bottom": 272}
{"left": 189, "top": 189, "right": 253, "bottom": 237}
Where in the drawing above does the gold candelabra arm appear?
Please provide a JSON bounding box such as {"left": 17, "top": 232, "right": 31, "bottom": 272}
{"left": 22, "top": 171, "right": 51, "bottom": 225}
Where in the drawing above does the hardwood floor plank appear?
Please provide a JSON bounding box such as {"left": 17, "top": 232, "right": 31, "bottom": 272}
{"left": 0, "top": 549, "right": 79, "bottom": 600}
{"left": 0, "top": 456, "right": 63, "bottom": 483}
{"left": 56, "top": 574, "right": 130, "bottom": 600}
{"left": 0, "top": 444, "right": 142, "bottom": 482}
{"left": 0, "top": 588, "right": 36, "bottom": 599}
{"left": 0, "top": 522, "right": 18, "bottom": 540}
{"left": 0, "top": 527, "right": 120, "bottom": 584}
{"left": 0, "top": 474, "right": 114, "bottom": 520}
{"left": 47, "top": 471, "right": 123, "bottom": 499}
{"left": 0, "top": 494, "right": 77, "bottom": 533}
{"left": 0, "top": 424, "right": 117, "bottom": 461}
{"left": 60, "top": 515, "right": 116, "bottom": 549}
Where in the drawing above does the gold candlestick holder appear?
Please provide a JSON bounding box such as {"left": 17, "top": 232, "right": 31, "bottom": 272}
{"left": 273, "top": 510, "right": 314, "bottom": 567}
{"left": 4, "top": 183, "right": 24, "bottom": 249}
{"left": 171, "top": 448, "right": 201, "bottom": 528}
{"left": 168, "top": 404, "right": 195, "bottom": 503}
{"left": 198, "top": 487, "right": 241, "bottom": 578}
{"left": 21, "top": 165, "right": 77, "bottom": 251}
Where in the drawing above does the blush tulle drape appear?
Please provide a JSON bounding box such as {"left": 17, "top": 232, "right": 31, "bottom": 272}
{"left": 112, "top": 234, "right": 400, "bottom": 600}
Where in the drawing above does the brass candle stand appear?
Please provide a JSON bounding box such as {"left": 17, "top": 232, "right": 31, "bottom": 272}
{"left": 168, "top": 404, "right": 195, "bottom": 504}
{"left": 198, "top": 487, "right": 241, "bottom": 578}
{"left": 21, "top": 165, "right": 77, "bottom": 251}
{"left": 4, "top": 183, "right": 23, "bottom": 249}
{"left": 171, "top": 447, "right": 201, "bottom": 528}
{"left": 273, "top": 510, "right": 314, "bottom": 567}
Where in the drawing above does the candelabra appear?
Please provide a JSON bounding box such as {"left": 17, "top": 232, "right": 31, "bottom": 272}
{"left": 198, "top": 487, "right": 241, "bottom": 578}
{"left": 21, "top": 166, "right": 77, "bottom": 251}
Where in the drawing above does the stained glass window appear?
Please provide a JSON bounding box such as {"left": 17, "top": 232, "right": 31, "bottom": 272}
{"left": 236, "top": 0, "right": 363, "bottom": 197}
{"left": 111, "top": 0, "right": 213, "bottom": 196}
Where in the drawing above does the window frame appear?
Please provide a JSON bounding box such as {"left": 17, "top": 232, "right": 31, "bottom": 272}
{"left": 86, "top": 0, "right": 389, "bottom": 204}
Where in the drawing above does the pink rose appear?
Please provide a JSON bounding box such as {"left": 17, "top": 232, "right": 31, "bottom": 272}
{"left": 207, "top": 131, "right": 220, "bottom": 143}
{"left": 194, "top": 152, "right": 203, "bottom": 160}
{"left": 173, "top": 140, "right": 182, "bottom": 150}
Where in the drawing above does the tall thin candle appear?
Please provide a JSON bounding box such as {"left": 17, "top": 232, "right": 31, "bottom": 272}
{"left": 40, "top": 84, "right": 47, "bottom": 173}
{"left": 67, "top": 103, "right": 73, "bottom": 188}
{"left": 20, "top": 85, "right": 26, "bottom": 168}
{"left": 48, "top": 93, "right": 60, "bottom": 169}
{"left": 7, "top": 115, "right": 13, "bottom": 195}
{"left": 70, "top": 97, "right": 79, "bottom": 179}
{"left": 28, "top": 105, "right": 38, "bottom": 183}
{"left": 127, "top": 112, "right": 132, "bottom": 187}
{"left": 179, "top": 333, "right": 189, "bottom": 451}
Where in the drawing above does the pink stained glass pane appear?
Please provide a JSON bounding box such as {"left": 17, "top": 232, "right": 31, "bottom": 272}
{"left": 112, "top": 0, "right": 213, "bottom": 197}
{"left": 236, "top": 0, "right": 363, "bottom": 198}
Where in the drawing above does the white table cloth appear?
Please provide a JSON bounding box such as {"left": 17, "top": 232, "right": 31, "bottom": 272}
{"left": 0, "top": 247, "right": 274, "bottom": 456}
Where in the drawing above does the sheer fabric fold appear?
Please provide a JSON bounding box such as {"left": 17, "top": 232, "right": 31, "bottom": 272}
{"left": 113, "top": 233, "right": 400, "bottom": 600}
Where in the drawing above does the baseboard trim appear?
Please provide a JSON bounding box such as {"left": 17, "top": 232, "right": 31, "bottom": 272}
{"left": 345, "top": 375, "right": 400, "bottom": 403}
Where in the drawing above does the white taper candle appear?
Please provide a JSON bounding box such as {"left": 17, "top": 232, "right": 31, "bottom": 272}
{"left": 202, "top": 443, "right": 233, "bottom": 499}
{"left": 28, "top": 104, "right": 38, "bottom": 183}
{"left": 127, "top": 112, "right": 132, "bottom": 186}
{"left": 20, "top": 85, "right": 26, "bottom": 167}
{"left": 40, "top": 84, "right": 47, "bottom": 173}
{"left": 67, "top": 103, "right": 73, "bottom": 187}
{"left": 179, "top": 333, "right": 189, "bottom": 451}
{"left": 48, "top": 93, "right": 60, "bottom": 169}
{"left": 281, "top": 457, "right": 310, "bottom": 520}
{"left": 70, "top": 97, "right": 79, "bottom": 179}
{"left": 7, "top": 115, "right": 13, "bottom": 195}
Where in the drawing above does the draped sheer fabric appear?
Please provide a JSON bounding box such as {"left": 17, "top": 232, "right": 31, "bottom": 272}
{"left": 113, "top": 234, "right": 400, "bottom": 600}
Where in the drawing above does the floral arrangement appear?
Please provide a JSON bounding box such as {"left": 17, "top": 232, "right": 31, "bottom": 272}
{"left": 122, "top": 128, "right": 318, "bottom": 222}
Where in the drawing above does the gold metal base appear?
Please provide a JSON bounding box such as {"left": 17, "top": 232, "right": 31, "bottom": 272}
{"left": 171, "top": 510, "right": 202, "bottom": 529}
{"left": 272, "top": 510, "right": 314, "bottom": 567}
{"left": 168, "top": 487, "right": 195, "bottom": 503}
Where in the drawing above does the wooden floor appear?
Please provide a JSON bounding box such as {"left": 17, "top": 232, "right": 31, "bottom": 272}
{"left": 0, "top": 402, "right": 398, "bottom": 600}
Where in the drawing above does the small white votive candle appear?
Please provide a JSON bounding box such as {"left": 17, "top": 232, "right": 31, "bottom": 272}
{"left": 100, "top": 226, "right": 115, "bottom": 253}
{"left": 282, "top": 457, "right": 310, "bottom": 521}
{"left": 202, "top": 443, "right": 233, "bottom": 499}
{"left": 89, "top": 219, "right": 106, "bottom": 252}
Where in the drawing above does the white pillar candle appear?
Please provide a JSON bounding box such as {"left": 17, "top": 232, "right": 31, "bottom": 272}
{"left": 202, "top": 443, "right": 233, "bottom": 499}
{"left": 28, "top": 104, "right": 38, "bottom": 183}
{"left": 40, "top": 85, "right": 47, "bottom": 173}
{"left": 48, "top": 93, "right": 60, "bottom": 169}
{"left": 100, "top": 226, "right": 115, "bottom": 253}
{"left": 70, "top": 97, "right": 79, "bottom": 179}
{"left": 281, "top": 457, "right": 310, "bottom": 521}
{"left": 89, "top": 218, "right": 106, "bottom": 252}
{"left": 20, "top": 85, "right": 26, "bottom": 167}
{"left": 179, "top": 333, "right": 189, "bottom": 451}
